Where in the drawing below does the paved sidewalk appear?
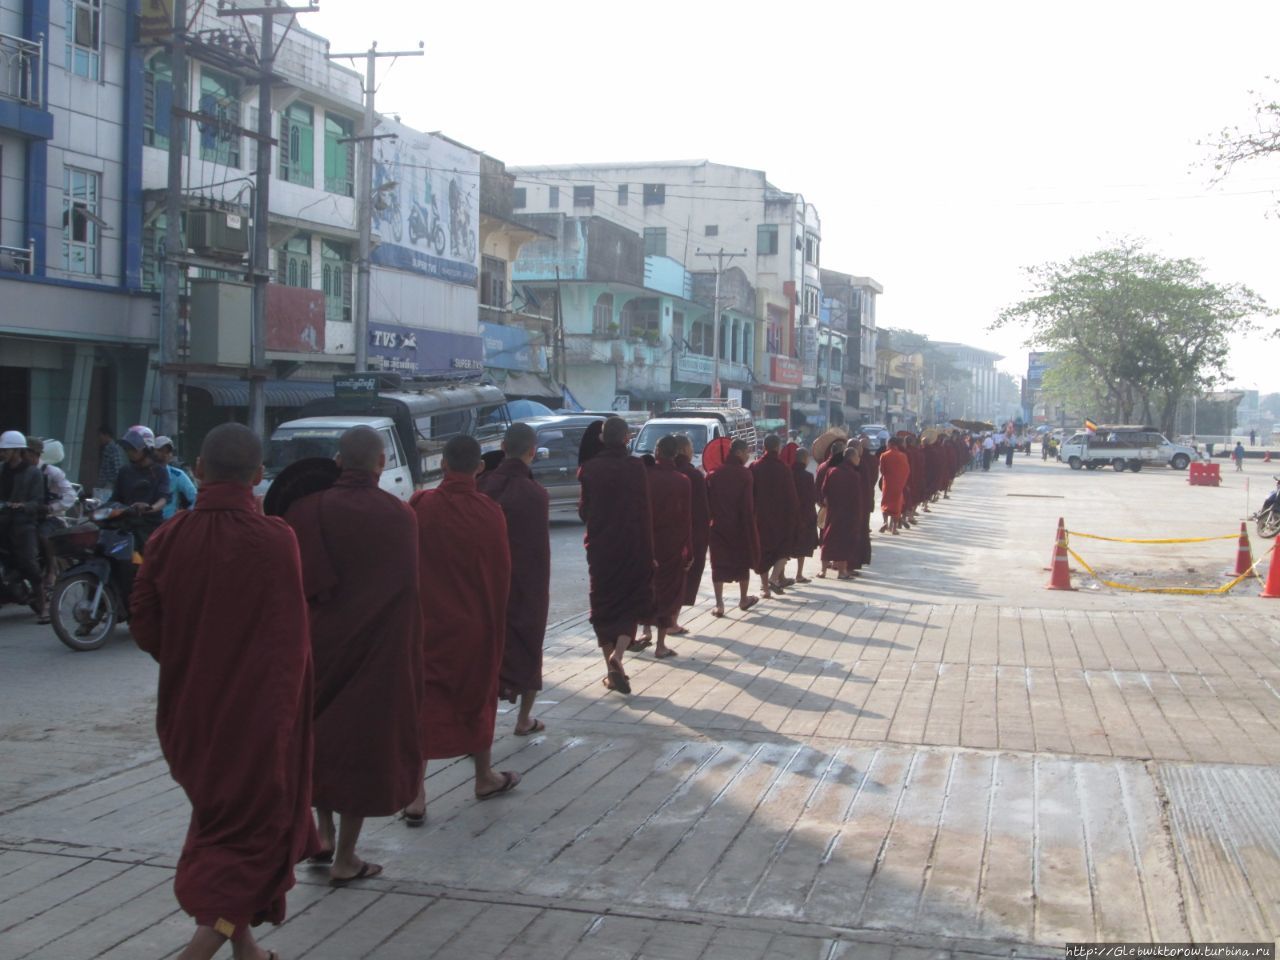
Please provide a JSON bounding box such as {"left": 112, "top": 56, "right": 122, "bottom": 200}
{"left": 1, "top": 461, "right": 1278, "bottom": 958}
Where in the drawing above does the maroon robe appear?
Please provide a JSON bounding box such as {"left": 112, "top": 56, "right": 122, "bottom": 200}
{"left": 750, "top": 451, "right": 798, "bottom": 573}
{"left": 706, "top": 457, "right": 759, "bottom": 582}
{"left": 675, "top": 454, "right": 709, "bottom": 605}
{"left": 820, "top": 458, "right": 863, "bottom": 564}
{"left": 790, "top": 462, "right": 819, "bottom": 558}
{"left": 578, "top": 444, "right": 654, "bottom": 646}
{"left": 284, "top": 470, "right": 422, "bottom": 817}
{"left": 130, "top": 481, "right": 318, "bottom": 934}
{"left": 855, "top": 452, "right": 878, "bottom": 569}
{"left": 923, "top": 443, "right": 942, "bottom": 498}
{"left": 478, "top": 457, "right": 551, "bottom": 698}
{"left": 906, "top": 444, "right": 926, "bottom": 510}
{"left": 644, "top": 458, "right": 691, "bottom": 628}
{"left": 411, "top": 474, "right": 511, "bottom": 759}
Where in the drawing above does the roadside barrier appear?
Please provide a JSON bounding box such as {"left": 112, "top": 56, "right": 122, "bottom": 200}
{"left": 1045, "top": 518, "right": 1271, "bottom": 596}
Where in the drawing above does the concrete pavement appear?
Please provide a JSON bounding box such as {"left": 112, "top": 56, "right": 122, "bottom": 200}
{"left": 0, "top": 457, "right": 1278, "bottom": 958}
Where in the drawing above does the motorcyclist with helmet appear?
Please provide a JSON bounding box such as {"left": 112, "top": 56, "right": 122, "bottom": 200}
{"left": 111, "top": 427, "right": 170, "bottom": 553}
{"left": 24, "top": 437, "right": 78, "bottom": 589}
{"left": 0, "top": 429, "right": 49, "bottom": 621}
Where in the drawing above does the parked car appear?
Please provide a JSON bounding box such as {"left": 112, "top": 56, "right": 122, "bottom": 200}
{"left": 632, "top": 399, "right": 757, "bottom": 468}
{"left": 858, "top": 423, "right": 890, "bottom": 450}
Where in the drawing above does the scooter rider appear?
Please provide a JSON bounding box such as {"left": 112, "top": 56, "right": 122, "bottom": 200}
{"left": 111, "top": 427, "right": 169, "bottom": 553}
{"left": 0, "top": 430, "right": 49, "bottom": 621}
{"left": 25, "top": 437, "right": 77, "bottom": 588}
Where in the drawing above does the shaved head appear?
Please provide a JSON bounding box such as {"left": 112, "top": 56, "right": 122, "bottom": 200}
{"left": 198, "top": 423, "right": 262, "bottom": 484}
{"left": 730, "top": 439, "right": 749, "bottom": 458}
{"left": 675, "top": 434, "right": 694, "bottom": 458}
{"left": 795, "top": 447, "right": 811, "bottom": 466}
{"left": 503, "top": 422, "right": 537, "bottom": 459}
{"left": 443, "top": 434, "right": 482, "bottom": 475}
{"left": 338, "top": 425, "right": 385, "bottom": 472}
{"left": 655, "top": 434, "right": 679, "bottom": 460}
{"left": 602, "top": 416, "right": 629, "bottom": 446}
{"left": 764, "top": 434, "right": 781, "bottom": 453}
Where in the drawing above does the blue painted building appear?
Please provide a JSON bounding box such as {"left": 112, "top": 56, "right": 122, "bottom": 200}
{"left": 0, "top": 0, "right": 155, "bottom": 482}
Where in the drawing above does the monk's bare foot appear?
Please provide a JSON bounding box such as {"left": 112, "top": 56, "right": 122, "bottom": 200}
{"left": 330, "top": 859, "right": 383, "bottom": 886}
{"left": 667, "top": 624, "right": 689, "bottom": 635}
{"left": 655, "top": 645, "right": 678, "bottom": 659}
{"left": 795, "top": 575, "right": 811, "bottom": 583}
{"left": 475, "top": 770, "right": 521, "bottom": 800}
{"left": 712, "top": 605, "right": 725, "bottom": 618}
{"left": 629, "top": 636, "right": 652, "bottom": 652}
{"left": 514, "top": 718, "right": 545, "bottom": 736}
{"left": 739, "top": 596, "right": 759, "bottom": 611}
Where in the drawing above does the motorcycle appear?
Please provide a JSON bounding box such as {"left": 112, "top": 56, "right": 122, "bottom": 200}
{"left": 1251, "top": 476, "right": 1280, "bottom": 540}
{"left": 47, "top": 504, "right": 142, "bottom": 652}
{"left": 408, "top": 195, "right": 446, "bottom": 255}
{"left": 0, "top": 505, "right": 47, "bottom": 616}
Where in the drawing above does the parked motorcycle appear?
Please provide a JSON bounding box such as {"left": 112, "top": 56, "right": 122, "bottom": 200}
{"left": 1251, "top": 476, "right": 1280, "bottom": 540}
{"left": 47, "top": 504, "right": 141, "bottom": 652}
{"left": 408, "top": 195, "right": 446, "bottom": 255}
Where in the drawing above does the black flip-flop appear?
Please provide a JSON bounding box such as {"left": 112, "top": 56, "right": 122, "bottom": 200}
{"left": 604, "top": 668, "right": 631, "bottom": 694}
{"left": 399, "top": 809, "right": 425, "bottom": 828}
{"left": 476, "top": 770, "right": 520, "bottom": 801}
{"left": 329, "top": 861, "right": 383, "bottom": 887}
{"left": 514, "top": 719, "right": 545, "bottom": 737}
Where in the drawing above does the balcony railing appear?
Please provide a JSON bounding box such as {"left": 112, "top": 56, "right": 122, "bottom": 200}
{"left": 674, "top": 351, "right": 750, "bottom": 385}
{"left": 0, "top": 240, "right": 35, "bottom": 275}
{"left": 0, "top": 32, "right": 43, "bottom": 109}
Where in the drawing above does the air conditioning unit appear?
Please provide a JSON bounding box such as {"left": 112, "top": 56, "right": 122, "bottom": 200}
{"left": 187, "top": 209, "right": 249, "bottom": 259}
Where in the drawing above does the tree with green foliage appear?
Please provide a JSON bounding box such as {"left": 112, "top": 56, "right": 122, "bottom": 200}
{"left": 994, "top": 240, "right": 1269, "bottom": 435}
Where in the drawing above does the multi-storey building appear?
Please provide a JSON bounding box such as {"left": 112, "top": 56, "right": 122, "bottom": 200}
{"left": 930, "top": 341, "right": 1004, "bottom": 423}
{"left": 509, "top": 160, "right": 817, "bottom": 422}
{"left": 0, "top": 0, "right": 156, "bottom": 480}
{"left": 820, "top": 269, "right": 881, "bottom": 424}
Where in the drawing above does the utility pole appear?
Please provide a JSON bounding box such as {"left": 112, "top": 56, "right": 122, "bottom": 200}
{"left": 327, "top": 41, "right": 424, "bottom": 372}
{"left": 158, "top": 0, "right": 188, "bottom": 439}
{"left": 695, "top": 248, "right": 746, "bottom": 400}
{"left": 218, "top": 1, "right": 318, "bottom": 438}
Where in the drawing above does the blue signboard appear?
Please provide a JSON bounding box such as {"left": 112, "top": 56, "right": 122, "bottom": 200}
{"left": 368, "top": 322, "right": 484, "bottom": 376}
{"left": 482, "top": 322, "right": 548, "bottom": 373}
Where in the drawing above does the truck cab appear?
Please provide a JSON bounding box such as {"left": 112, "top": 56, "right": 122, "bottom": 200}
{"left": 632, "top": 399, "right": 758, "bottom": 469}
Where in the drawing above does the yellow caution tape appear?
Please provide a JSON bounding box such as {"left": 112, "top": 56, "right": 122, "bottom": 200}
{"left": 1067, "top": 531, "right": 1239, "bottom": 545}
{"left": 1064, "top": 546, "right": 1262, "bottom": 596}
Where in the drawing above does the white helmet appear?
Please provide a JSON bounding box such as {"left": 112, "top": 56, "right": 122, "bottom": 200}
{"left": 0, "top": 430, "right": 27, "bottom": 450}
{"left": 42, "top": 439, "right": 66, "bottom": 464}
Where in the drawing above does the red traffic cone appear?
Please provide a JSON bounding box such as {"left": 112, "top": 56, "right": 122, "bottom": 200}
{"left": 1263, "top": 541, "right": 1280, "bottom": 598}
{"left": 1046, "top": 521, "right": 1075, "bottom": 591}
{"left": 1045, "top": 517, "right": 1065, "bottom": 571}
{"left": 1234, "top": 522, "right": 1253, "bottom": 577}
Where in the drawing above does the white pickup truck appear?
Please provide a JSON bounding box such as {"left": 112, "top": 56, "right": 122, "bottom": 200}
{"left": 1059, "top": 427, "right": 1196, "bottom": 472}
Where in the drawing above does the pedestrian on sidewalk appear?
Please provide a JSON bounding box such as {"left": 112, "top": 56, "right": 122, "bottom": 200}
{"left": 816, "top": 437, "right": 847, "bottom": 558}
{"left": 820, "top": 440, "right": 864, "bottom": 581}
{"left": 707, "top": 438, "right": 761, "bottom": 616}
{"left": 478, "top": 422, "right": 552, "bottom": 736}
{"left": 410, "top": 435, "right": 521, "bottom": 804}
{"left": 578, "top": 416, "right": 654, "bottom": 694}
{"left": 1233, "top": 440, "right": 1246, "bottom": 472}
{"left": 751, "top": 434, "right": 798, "bottom": 598}
{"left": 981, "top": 434, "right": 994, "bottom": 471}
{"left": 282, "top": 426, "right": 423, "bottom": 874}
{"left": 1250, "top": 429, "right": 1257, "bottom": 446}
{"left": 638, "top": 435, "right": 691, "bottom": 659}
{"left": 878, "top": 437, "right": 910, "bottom": 534}
{"left": 673, "top": 434, "right": 709, "bottom": 635}
{"left": 789, "top": 447, "right": 819, "bottom": 581}
{"left": 130, "top": 423, "right": 319, "bottom": 960}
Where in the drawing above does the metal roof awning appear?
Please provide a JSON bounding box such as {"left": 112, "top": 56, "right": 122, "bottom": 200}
{"left": 623, "top": 387, "right": 674, "bottom": 402}
{"left": 492, "top": 370, "right": 561, "bottom": 400}
{"left": 183, "top": 377, "right": 334, "bottom": 408}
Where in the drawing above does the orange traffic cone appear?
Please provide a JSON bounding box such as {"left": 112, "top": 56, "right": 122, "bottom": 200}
{"left": 1234, "top": 522, "right": 1253, "bottom": 577}
{"left": 1263, "top": 541, "right": 1280, "bottom": 598}
{"left": 1046, "top": 520, "right": 1075, "bottom": 591}
{"left": 1045, "top": 517, "right": 1065, "bottom": 571}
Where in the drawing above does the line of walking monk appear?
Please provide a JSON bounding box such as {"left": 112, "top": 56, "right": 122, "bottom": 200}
{"left": 128, "top": 417, "right": 970, "bottom": 960}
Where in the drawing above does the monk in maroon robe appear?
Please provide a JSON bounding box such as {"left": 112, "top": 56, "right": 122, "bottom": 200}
{"left": 478, "top": 423, "right": 551, "bottom": 736}
{"left": 674, "top": 434, "right": 709, "bottom": 632}
{"left": 639, "top": 434, "right": 691, "bottom": 658}
{"left": 854, "top": 438, "right": 877, "bottom": 571}
{"left": 821, "top": 445, "right": 864, "bottom": 580}
{"left": 815, "top": 439, "right": 846, "bottom": 576}
{"left": 789, "top": 447, "right": 819, "bottom": 582}
{"left": 408, "top": 435, "right": 519, "bottom": 813}
{"left": 131, "top": 423, "right": 318, "bottom": 960}
{"left": 284, "top": 426, "right": 422, "bottom": 882}
{"left": 750, "top": 433, "right": 799, "bottom": 597}
{"left": 579, "top": 416, "right": 653, "bottom": 694}
{"left": 706, "top": 439, "right": 760, "bottom": 616}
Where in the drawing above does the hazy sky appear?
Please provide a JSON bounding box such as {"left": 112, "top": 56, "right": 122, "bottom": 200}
{"left": 307, "top": 0, "right": 1280, "bottom": 392}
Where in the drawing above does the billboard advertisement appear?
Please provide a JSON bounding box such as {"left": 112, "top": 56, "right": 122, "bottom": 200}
{"left": 1027, "top": 351, "right": 1053, "bottom": 389}
{"left": 368, "top": 322, "right": 483, "bottom": 375}
{"left": 370, "top": 120, "right": 479, "bottom": 287}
